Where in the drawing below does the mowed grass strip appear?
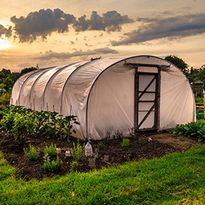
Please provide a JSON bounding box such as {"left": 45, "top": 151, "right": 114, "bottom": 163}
{"left": 1, "top": 146, "right": 205, "bottom": 205}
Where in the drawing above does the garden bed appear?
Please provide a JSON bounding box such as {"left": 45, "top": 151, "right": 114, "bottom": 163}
{"left": 0, "top": 106, "right": 202, "bottom": 180}
{"left": 0, "top": 130, "right": 199, "bottom": 180}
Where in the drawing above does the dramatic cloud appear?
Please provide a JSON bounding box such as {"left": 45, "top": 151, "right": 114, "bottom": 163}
{"left": 112, "top": 13, "right": 205, "bottom": 46}
{"left": 73, "top": 10, "right": 133, "bottom": 32}
{"left": 10, "top": 9, "right": 133, "bottom": 42}
{"left": 0, "top": 24, "right": 12, "bottom": 38}
{"left": 37, "top": 47, "right": 118, "bottom": 61}
{"left": 11, "top": 8, "right": 75, "bottom": 42}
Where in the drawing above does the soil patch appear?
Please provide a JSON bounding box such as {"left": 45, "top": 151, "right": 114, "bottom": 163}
{"left": 0, "top": 131, "right": 201, "bottom": 180}
{"left": 152, "top": 133, "right": 201, "bottom": 150}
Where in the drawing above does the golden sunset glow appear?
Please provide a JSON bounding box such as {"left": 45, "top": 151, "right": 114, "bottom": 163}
{"left": 0, "top": 0, "right": 205, "bottom": 71}
{"left": 0, "top": 38, "right": 12, "bottom": 50}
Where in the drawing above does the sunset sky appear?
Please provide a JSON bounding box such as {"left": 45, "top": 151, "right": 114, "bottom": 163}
{"left": 0, "top": 0, "right": 205, "bottom": 71}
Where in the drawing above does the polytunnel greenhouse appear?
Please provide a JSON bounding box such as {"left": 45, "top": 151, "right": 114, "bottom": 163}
{"left": 11, "top": 55, "right": 196, "bottom": 140}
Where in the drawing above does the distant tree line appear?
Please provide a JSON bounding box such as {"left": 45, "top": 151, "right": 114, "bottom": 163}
{"left": 165, "top": 55, "right": 205, "bottom": 83}
{"left": 0, "top": 56, "right": 205, "bottom": 95}
{"left": 0, "top": 67, "right": 37, "bottom": 95}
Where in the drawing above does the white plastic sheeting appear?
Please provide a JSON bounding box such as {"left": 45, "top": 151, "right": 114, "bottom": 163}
{"left": 11, "top": 55, "right": 195, "bottom": 140}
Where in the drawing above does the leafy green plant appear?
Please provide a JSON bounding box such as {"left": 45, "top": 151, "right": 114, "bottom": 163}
{"left": 0, "top": 106, "right": 80, "bottom": 142}
{"left": 71, "top": 142, "right": 84, "bottom": 161}
{"left": 43, "top": 156, "right": 63, "bottom": 173}
{"left": 121, "top": 138, "right": 130, "bottom": 147}
{"left": 0, "top": 111, "right": 15, "bottom": 131}
{"left": 0, "top": 93, "right": 11, "bottom": 109}
{"left": 23, "top": 144, "right": 39, "bottom": 161}
{"left": 1, "top": 111, "right": 39, "bottom": 145}
{"left": 37, "top": 111, "right": 58, "bottom": 137}
{"left": 12, "top": 113, "right": 39, "bottom": 142}
{"left": 196, "top": 109, "right": 204, "bottom": 120}
{"left": 35, "top": 111, "right": 79, "bottom": 141}
{"left": 56, "top": 115, "right": 80, "bottom": 141}
{"left": 173, "top": 122, "right": 205, "bottom": 140}
{"left": 196, "top": 97, "right": 203, "bottom": 105}
{"left": 70, "top": 161, "right": 78, "bottom": 172}
{"left": 44, "top": 144, "right": 57, "bottom": 158}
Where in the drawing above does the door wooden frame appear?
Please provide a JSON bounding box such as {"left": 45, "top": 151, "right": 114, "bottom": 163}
{"left": 134, "top": 66, "right": 161, "bottom": 131}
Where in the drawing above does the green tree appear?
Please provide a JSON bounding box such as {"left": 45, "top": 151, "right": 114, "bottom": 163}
{"left": 165, "top": 55, "right": 189, "bottom": 74}
{"left": 0, "top": 69, "right": 11, "bottom": 78}
{"left": 197, "top": 66, "right": 205, "bottom": 83}
{"left": 20, "top": 67, "right": 37, "bottom": 75}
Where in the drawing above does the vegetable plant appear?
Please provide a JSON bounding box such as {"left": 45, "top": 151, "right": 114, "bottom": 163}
{"left": 24, "top": 144, "right": 39, "bottom": 161}
{"left": 0, "top": 111, "right": 16, "bottom": 131}
{"left": 121, "top": 138, "right": 130, "bottom": 147}
{"left": 71, "top": 142, "right": 84, "bottom": 161}
{"left": 70, "top": 161, "right": 78, "bottom": 172}
{"left": 173, "top": 122, "right": 205, "bottom": 140}
{"left": 1, "top": 111, "right": 39, "bottom": 145}
{"left": 43, "top": 156, "right": 63, "bottom": 173}
{"left": 44, "top": 144, "right": 57, "bottom": 158}
{"left": 195, "top": 97, "right": 203, "bottom": 105}
{"left": 0, "top": 106, "right": 80, "bottom": 143}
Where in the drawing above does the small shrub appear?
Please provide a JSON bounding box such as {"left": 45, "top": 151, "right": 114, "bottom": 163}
{"left": 24, "top": 144, "right": 39, "bottom": 161}
{"left": 70, "top": 161, "right": 78, "bottom": 172}
{"left": 121, "top": 138, "right": 130, "bottom": 147}
{"left": 44, "top": 144, "right": 57, "bottom": 158}
{"left": 173, "top": 122, "right": 205, "bottom": 140}
{"left": 43, "top": 156, "right": 63, "bottom": 173}
{"left": 71, "top": 142, "right": 84, "bottom": 161}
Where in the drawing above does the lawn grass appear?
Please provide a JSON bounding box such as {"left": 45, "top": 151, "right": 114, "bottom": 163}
{"left": 1, "top": 146, "right": 205, "bottom": 204}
